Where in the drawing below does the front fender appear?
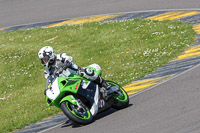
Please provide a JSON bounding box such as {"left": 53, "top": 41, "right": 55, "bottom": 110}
{"left": 60, "top": 95, "right": 77, "bottom": 105}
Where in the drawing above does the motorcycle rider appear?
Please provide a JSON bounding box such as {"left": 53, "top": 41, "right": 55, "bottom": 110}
{"left": 38, "top": 46, "right": 112, "bottom": 95}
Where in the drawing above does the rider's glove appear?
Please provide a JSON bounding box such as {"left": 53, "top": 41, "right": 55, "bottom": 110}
{"left": 78, "top": 67, "right": 86, "bottom": 77}
{"left": 55, "top": 67, "right": 63, "bottom": 76}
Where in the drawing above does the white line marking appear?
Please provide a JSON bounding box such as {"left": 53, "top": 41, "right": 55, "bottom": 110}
{"left": 38, "top": 123, "right": 64, "bottom": 133}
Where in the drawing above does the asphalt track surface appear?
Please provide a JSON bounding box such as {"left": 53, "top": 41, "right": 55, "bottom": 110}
{"left": 41, "top": 64, "right": 200, "bottom": 133}
{"left": 0, "top": 0, "right": 200, "bottom": 28}
{"left": 2, "top": 0, "right": 200, "bottom": 133}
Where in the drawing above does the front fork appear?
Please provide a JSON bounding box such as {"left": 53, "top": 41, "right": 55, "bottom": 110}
{"left": 60, "top": 95, "right": 78, "bottom": 106}
{"left": 60, "top": 95, "right": 92, "bottom": 116}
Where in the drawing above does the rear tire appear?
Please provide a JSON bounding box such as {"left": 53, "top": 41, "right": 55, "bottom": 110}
{"left": 106, "top": 81, "right": 129, "bottom": 109}
{"left": 61, "top": 101, "right": 93, "bottom": 125}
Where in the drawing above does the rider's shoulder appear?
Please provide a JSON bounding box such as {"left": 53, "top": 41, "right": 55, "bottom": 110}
{"left": 57, "top": 53, "right": 73, "bottom": 62}
{"left": 56, "top": 53, "right": 68, "bottom": 58}
{"left": 55, "top": 53, "right": 65, "bottom": 60}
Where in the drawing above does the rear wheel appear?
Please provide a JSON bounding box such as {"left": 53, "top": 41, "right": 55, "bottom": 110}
{"left": 106, "top": 81, "right": 129, "bottom": 109}
{"left": 61, "top": 100, "right": 93, "bottom": 125}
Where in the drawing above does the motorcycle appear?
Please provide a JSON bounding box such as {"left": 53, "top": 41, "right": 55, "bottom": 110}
{"left": 45, "top": 64, "right": 129, "bottom": 124}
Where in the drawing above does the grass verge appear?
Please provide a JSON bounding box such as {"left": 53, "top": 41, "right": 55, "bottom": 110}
{"left": 0, "top": 19, "right": 196, "bottom": 132}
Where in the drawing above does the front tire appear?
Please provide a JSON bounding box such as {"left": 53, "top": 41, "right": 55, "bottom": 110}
{"left": 61, "top": 101, "right": 93, "bottom": 125}
{"left": 106, "top": 81, "right": 129, "bottom": 109}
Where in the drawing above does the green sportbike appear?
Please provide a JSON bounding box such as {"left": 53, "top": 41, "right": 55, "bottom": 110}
{"left": 45, "top": 64, "right": 129, "bottom": 124}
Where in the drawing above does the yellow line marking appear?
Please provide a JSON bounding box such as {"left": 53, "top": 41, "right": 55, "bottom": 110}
{"left": 146, "top": 11, "right": 200, "bottom": 21}
{"left": 193, "top": 24, "right": 200, "bottom": 29}
{"left": 0, "top": 27, "right": 8, "bottom": 31}
{"left": 146, "top": 11, "right": 184, "bottom": 20}
{"left": 124, "top": 75, "right": 174, "bottom": 95}
{"left": 126, "top": 83, "right": 157, "bottom": 95}
{"left": 163, "top": 11, "right": 200, "bottom": 20}
{"left": 196, "top": 30, "right": 200, "bottom": 34}
{"left": 173, "top": 25, "right": 200, "bottom": 60}
{"left": 124, "top": 75, "right": 173, "bottom": 88}
{"left": 46, "top": 14, "right": 122, "bottom": 28}
{"left": 124, "top": 77, "right": 162, "bottom": 88}
{"left": 185, "top": 45, "right": 200, "bottom": 54}
{"left": 125, "top": 83, "right": 157, "bottom": 92}
{"left": 175, "top": 52, "right": 200, "bottom": 60}
{"left": 174, "top": 45, "right": 200, "bottom": 60}
{"left": 193, "top": 24, "right": 200, "bottom": 34}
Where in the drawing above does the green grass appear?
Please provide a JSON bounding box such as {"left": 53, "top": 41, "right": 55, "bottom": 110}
{"left": 0, "top": 19, "right": 196, "bottom": 133}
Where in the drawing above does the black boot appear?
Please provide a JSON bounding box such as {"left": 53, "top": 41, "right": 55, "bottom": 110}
{"left": 93, "top": 76, "right": 111, "bottom": 100}
{"left": 101, "top": 80, "right": 112, "bottom": 90}
{"left": 94, "top": 76, "right": 111, "bottom": 90}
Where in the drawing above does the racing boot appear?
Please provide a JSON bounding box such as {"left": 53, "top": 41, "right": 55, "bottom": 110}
{"left": 94, "top": 76, "right": 120, "bottom": 95}
{"left": 101, "top": 81, "right": 121, "bottom": 100}
{"left": 93, "top": 76, "right": 111, "bottom": 99}
{"left": 94, "top": 76, "right": 111, "bottom": 90}
{"left": 94, "top": 76, "right": 121, "bottom": 95}
{"left": 78, "top": 67, "right": 112, "bottom": 91}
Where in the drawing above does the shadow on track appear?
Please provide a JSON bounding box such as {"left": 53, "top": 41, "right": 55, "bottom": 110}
{"left": 61, "top": 104, "right": 133, "bottom": 128}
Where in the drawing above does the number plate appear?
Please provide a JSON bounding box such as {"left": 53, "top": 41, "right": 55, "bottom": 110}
{"left": 46, "top": 78, "right": 60, "bottom": 100}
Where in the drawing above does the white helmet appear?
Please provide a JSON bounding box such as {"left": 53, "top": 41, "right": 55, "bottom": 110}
{"left": 38, "top": 46, "right": 55, "bottom": 67}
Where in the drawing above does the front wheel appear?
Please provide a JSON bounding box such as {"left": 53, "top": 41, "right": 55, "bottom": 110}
{"left": 106, "top": 80, "right": 129, "bottom": 109}
{"left": 61, "top": 100, "right": 93, "bottom": 125}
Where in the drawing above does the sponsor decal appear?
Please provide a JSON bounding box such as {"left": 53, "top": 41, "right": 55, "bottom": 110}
{"left": 48, "top": 83, "right": 52, "bottom": 89}
{"left": 75, "top": 83, "right": 79, "bottom": 90}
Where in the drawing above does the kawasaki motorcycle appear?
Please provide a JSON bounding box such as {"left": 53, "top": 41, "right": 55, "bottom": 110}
{"left": 45, "top": 64, "right": 129, "bottom": 124}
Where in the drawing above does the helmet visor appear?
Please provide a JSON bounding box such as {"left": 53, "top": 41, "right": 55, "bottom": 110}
{"left": 41, "top": 56, "right": 50, "bottom": 65}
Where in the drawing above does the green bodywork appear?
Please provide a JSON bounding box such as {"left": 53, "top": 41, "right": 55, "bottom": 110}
{"left": 46, "top": 65, "right": 102, "bottom": 108}
{"left": 46, "top": 74, "right": 81, "bottom": 108}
